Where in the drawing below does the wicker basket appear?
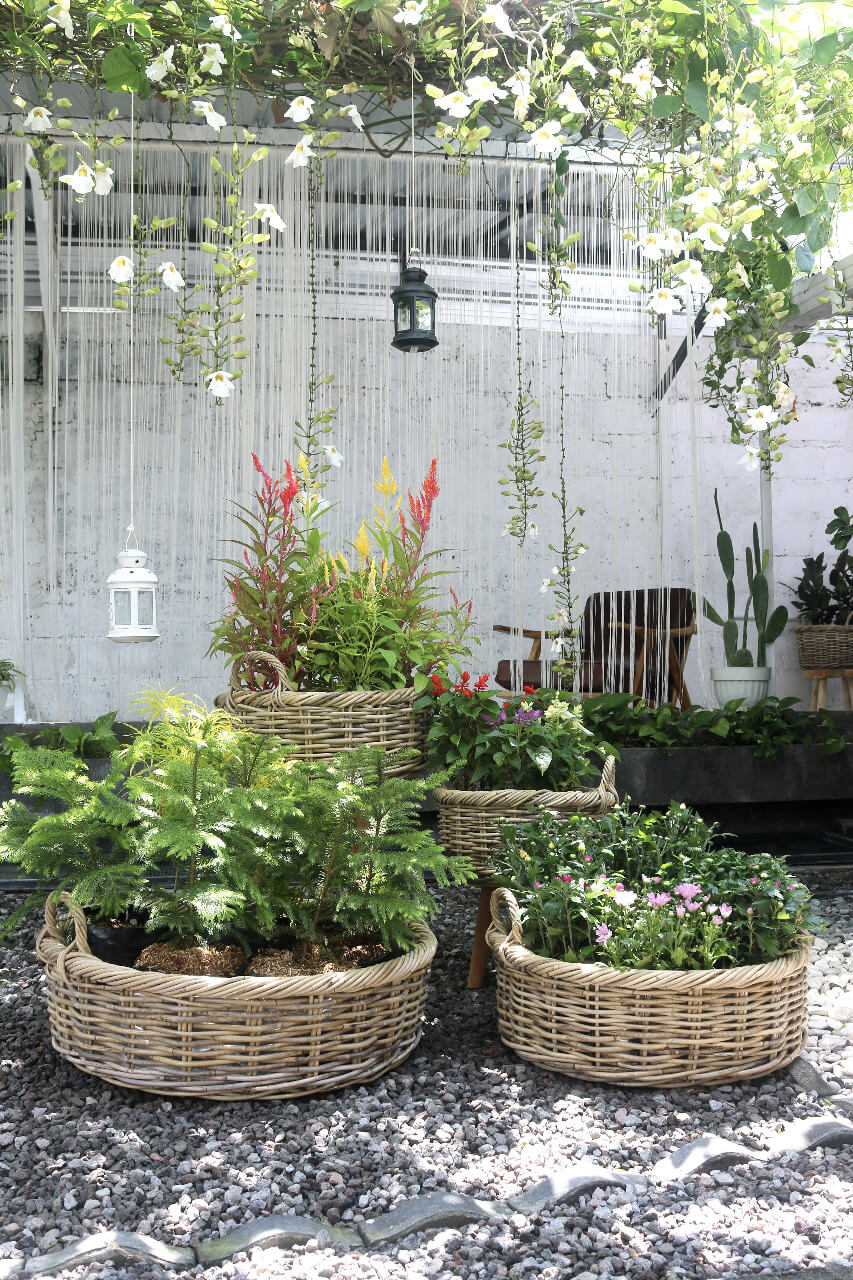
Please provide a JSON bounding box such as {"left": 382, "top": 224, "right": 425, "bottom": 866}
{"left": 794, "top": 622, "right": 853, "bottom": 670}
{"left": 433, "top": 756, "right": 618, "bottom": 883}
{"left": 214, "top": 651, "right": 427, "bottom": 777}
{"left": 36, "top": 895, "right": 436, "bottom": 1100}
{"left": 487, "top": 887, "right": 810, "bottom": 1087}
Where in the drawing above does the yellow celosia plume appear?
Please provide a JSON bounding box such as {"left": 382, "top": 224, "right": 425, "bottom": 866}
{"left": 354, "top": 521, "right": 371, "bottom": 560}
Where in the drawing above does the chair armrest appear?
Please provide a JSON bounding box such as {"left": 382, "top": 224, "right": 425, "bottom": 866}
{"left": 492, "top": 625, "right": 544, "bottom": 640}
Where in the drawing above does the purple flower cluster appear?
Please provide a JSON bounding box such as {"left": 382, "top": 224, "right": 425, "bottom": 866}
{"left": 513, "top": 706, "right": 542, "bottom": 726}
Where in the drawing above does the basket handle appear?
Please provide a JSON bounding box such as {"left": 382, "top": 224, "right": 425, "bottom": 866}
{"left": 598, "top": 754, "right": 617, "bottom": 804}
{"left": 43, "top": 891, "right": 91, "bottom": 955}
{"left": 229, "top": 650, "right": 295, "bottom": 694}
{"left": 489, "top": 886, "right": 524, "bottom": 944}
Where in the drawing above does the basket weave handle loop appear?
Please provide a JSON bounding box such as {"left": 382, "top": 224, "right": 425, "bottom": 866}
{"left": 44, "top": 892, "right": 90, "bottom": 954}
{"left": 229, "top": 650, "right": 295, "bottom": 695}
{"left": 490, "top": 886, "right": 524, "bottom": 944}
{"left": 599, "top": 754, "right": 617, "bottom": 802}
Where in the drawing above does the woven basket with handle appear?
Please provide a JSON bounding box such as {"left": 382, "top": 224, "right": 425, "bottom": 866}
{"left": 794, "top": 621, "right": 853, "bottom": 669}
{"left": 37, "top": 894, "right": 436, "bottom": 1100}
{"left": 214, "top": 650, "right": 427, "bottom": 776}
{"left": 486, "top": 886, "right": 810, "bottom": 1087}
{"left": 433, "top": 756, "right": 618, "bottom": 883}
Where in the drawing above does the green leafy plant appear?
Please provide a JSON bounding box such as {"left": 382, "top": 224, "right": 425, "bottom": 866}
{"left": 703, "top": 489, "right": 788, "bottom": 666}
{"left": 264, "top": 746, "right": 473, "bottom": 953}
{"left": 495, "top": 804, "right": 820, "bottom": 970}
{"left": 0, "top": 747, "right": 147, "bottom": 931}
{"left": 416, "top": 675, "right": 600, "bottom": 791}
{"left": 0, "top": 660, "right": 22, "bottom": 694}
{"left": 578, "top": 692, "right": 845, "bottom": 760}
{"left": 209, "top": 454, "right": 475, "bottom": 692}
{"left": 791, "top": 548, "right": 853, "bottom": 626}
{"left": 0, "top": 694, "right": 472, "bottom": 957}
{"left": 826, "top": 506, "right": 853, "bottom": 553}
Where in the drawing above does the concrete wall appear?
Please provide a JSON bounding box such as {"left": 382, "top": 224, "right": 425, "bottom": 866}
{"left": 2, "top": 311, "right": 850, "bottom": 721}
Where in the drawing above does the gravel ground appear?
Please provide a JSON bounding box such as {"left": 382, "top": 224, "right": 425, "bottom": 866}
{"left": 0, "top": 868, "right": 851, "bottom": 1280}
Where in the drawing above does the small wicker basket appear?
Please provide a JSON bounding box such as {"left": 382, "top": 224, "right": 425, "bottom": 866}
{"left": 214, "top": 651, "right": 427, "bottom": 777}
{"left": 794, "top": 622, "right": 853, "bottom": 670}
{"left": 487, "top": 887, "right": 810, "bottom": 1087}
{"left": 37, "top": 895, "right": 436, "bottom": 1100}
{"left": 433, "top": 756, "right": 618, "bottom": 883}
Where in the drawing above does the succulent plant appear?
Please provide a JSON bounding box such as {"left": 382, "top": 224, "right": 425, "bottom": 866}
{"left": 703, "top": 491, "right": 788, "bottom": 667}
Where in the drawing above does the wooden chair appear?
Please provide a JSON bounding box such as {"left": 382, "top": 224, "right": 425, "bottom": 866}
{"left": 494, "top": 588, "right": 696, "bottom": 708}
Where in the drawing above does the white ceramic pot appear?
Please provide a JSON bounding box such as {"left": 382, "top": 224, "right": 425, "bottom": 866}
{"left": 710, "top": 666, "right": 770, "bottom": 709}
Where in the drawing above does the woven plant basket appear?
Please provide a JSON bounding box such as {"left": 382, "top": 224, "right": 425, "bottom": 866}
{"left": 214, "top": 651, "right": 427, "bottom": 777}
{"left": 433, "top": 756, "right": 618, "bottom": 883}
{"left": 487, "top": 887, "right": 810, "bottom": 1087}
{"left": 794, "top": 622, "right": 853, "bottom": 669}
{"left": 36, "top": 895, "right": 436, "bottom": 1100}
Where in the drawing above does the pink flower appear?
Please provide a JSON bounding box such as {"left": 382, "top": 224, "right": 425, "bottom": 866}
{"left": 747, "top": 907, "right": 754, "bottom": 915}
{"left": 686, "top": 901, "right": 700, "bottom": 913}
{"left": 595, "top": 923, "right": 612, "bottom": 943}
{"left": 749, "top": 877, "right": 759, "bottom": 884}
{"left": 719, "top": 903, "right": 732, "bottom": 918}
{"left": 534, "top": 881, "right": 542, "bottom": 889}
{"left": 713, "top": 915, "right": 723, "bottom": 925}
{"left": 647, "top": 892, "right": 671, "bottom": 908}
{"left": 559, "top": 874, "right": 572, "bottom": 883}
{"left": 675, "top": 883, "right": 702, "bottom": 901}
{"left": 706, "top": 903, "right": 719, "bottom": 914}
{"left": 675, "top": 905, "right": 686, "bottom": 918}
{"left": 584, "top": 854, "right": 592, "bottom": 863}
{"left": 614, "top": 883, "right": 624, "bottom": 892}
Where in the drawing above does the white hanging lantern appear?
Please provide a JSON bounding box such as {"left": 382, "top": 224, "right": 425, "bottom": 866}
{"left": 107, "top": 530, "right": 159, "bottom": 644}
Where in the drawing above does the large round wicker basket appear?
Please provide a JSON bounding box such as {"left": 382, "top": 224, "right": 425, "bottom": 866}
{"left": 487, "top": 888, "right": 810, "bottom": 1087}
{"left": 433, "top": 756, "right": 617, "bottom": 883}
{"left": 794, "top": 622, "right": 853, "bottom": 669}
{"left": 36, "top": 896, "right": 436, "bottom": 1100}
{"left": 214, "top": 651, "right": 427, "bottom": 777}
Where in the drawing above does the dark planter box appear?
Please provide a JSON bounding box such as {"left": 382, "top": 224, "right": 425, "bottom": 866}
{"left": 616, "top": 742, "right": 853, "bottom": 807}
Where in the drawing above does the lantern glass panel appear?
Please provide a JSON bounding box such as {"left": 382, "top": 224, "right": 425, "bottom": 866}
{"left": 113, "top": 591, "right": 131, "bottom": 626}
{"left": 415, "top": 299, "right": 432, "bottom": 331}
{"left": 137, "top": 591, "right": 154, "bottom": 627}
{"left": 396, "top": 300, "right": 411, "bottom": 332}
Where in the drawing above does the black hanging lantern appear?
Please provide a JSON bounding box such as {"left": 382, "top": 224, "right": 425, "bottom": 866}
{"left": 391, "top": 254, "right": 438, "bottom": 353}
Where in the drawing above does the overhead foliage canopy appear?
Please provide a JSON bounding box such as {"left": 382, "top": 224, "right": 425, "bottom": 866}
{"left": 1, "top": 0, "right": 853, "bottom": 460}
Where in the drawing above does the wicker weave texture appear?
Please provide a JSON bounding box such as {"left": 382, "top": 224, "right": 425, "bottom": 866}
{"left": 486, "top": 888, "right": 809, "bottom": 1087}
{"left": 794, "top": 624, "right": 853, "bottom": 669}
{"left": 213, "top": 652, "right": 427, "bottom": 776}
{"left": 36, "top": 896, "right": 436, "bottom": 1099}
{"left": 434, "top": 756, "right": 617, "bottom": 882}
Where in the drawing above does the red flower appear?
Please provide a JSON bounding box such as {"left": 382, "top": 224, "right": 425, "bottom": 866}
{"left": 431, "top": 674, "right": 447, "bottom": 696}
{"left": 463, "top": 689, "right": 473, "bottom": 698}
{"left": 460, "top": 671, "right": 470, "bottom": 684}
{"left": 523, "top": 684, "right": 536, "bottom": 695}
{"left": 474, "top": 674, "right": 490, "bottom": 691}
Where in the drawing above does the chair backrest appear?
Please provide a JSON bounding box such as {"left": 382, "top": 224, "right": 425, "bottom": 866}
{"left": 579, "top": 588, "right": 695, "bottom": 700}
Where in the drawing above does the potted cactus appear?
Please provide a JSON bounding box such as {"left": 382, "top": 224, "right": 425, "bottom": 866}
{"left": 703, "top": 492, "right": 788, "bottom": 708}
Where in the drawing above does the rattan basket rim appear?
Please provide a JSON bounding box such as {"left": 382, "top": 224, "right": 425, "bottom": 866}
{"left": 221, "top": 650, "right": 420, "bottom": 706}
{"left": 433, "top": 755, "right": 617, "bottom": 810}
{"left": 37, "top": 895, "right": 437, "bottom": 1000}
{"left": 794, "top": 621, "right": 853, "bottom": 632}
{"left": 486, "top": 886, "right": 811, "bottom": 991}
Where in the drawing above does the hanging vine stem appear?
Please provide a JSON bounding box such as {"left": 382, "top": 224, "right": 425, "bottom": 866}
{"left": 499, "top": 178, "right": 544, "bottom": 545}
{"left": 546, "top": 309, "right": 586, "bottom": 686}
{"left": 293, "top": 156, "right": 337, "bottom": 493}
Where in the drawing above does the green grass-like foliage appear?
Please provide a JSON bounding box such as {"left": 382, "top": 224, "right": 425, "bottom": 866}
{"left": 496, "top": 804, "right": 820, "bottom": 970}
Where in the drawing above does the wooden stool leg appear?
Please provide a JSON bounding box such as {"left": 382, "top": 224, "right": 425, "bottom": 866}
{"left": 817, "top": 677, "right": 828, "bottom": 710}
{"left": 467, "top": 884, "right": 493, "bottom": 990}
{"left": 844, "top": 678, "right": 853, "bottom": 711}
{"left": 810, "top": 679, "right": 818, "bottom": 711}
